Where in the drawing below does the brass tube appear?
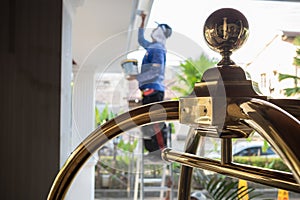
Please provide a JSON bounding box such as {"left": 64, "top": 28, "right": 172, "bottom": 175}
{"left": 47, "top": 101, "right": 179, "bottom": 200}
{"left": 48, "top": 96, "right": 300, "bottom": 199}
{"left": 177, "top": 128, "right": 203, "bottom": 200}
{"left": 234, "top": 98, "right": 300, "bottom": 183}
{"left": 221, "top": 138, "right": 232, "bottom": 164}
{"left": 162, "top": 148, "right": 300, "bottom": 193}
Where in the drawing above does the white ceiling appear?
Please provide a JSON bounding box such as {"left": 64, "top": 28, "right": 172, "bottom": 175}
{"left": 72, "top": 0, "right": 154, "bottom": 74}
{"left": 72, "top": 0, "right": 300, "bottom": 75}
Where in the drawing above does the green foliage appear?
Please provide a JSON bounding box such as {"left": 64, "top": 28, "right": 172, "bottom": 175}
{"left": 168, "top": 122, "right": 176, "bottom": 134}
{"left": 262, "top": 140, "right": 269, "bottom": 153}
{"left": 193, "top": 156, "right": 290, "bottom": 199}
{"left": 193, "top": 170, "right": 262, "bottom": 200}
{"left": 294, "top": 35, "right": 300, "bottom": 46}
{"left": 233, "top": 156, "right": 290, "bottom": 172}
{"left": 95, "top": 104, "right": 117, "bottom": 127}
{"left": 117, "top": 139, "right": 138, "bottom": 153}
{"left": 278, "top": 35, "right": 300, "bottom": 97}
{"left": 278, "top": 73, "right": 300, "bottom": 96}
{"left": 294, "top": 36, "right": 300, "bottom": 67}
{"left": 99, "top": 156, "right": 165, "bottom": 177}
{"left": 172, "top": 54, "right": 217, "bottom": 96}
{"left": 278, "top": 73, "right": 300, "bottom": 82}
{"left": 98, "top": 156, "right": 132, "bottom": 173}
{"left": 294, "top": 54, "right": 300, "bottom": 66}
{"left": 281, "top": 87, "right": 300, "bottom": 97}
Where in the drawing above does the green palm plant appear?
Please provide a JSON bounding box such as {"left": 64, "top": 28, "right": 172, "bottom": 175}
{"left": 193, "top": 169, "right": 263, "bottom": 200}
{"left": 278, "top": 35, "right": 300, "bottom": 97}
{"left": 172, "top": 54, "right": 217, "bottom": 96}
{"left": 278, "top": 73, "right": 300, "bottom": 96}
{"left": 95, "top": 104, "right": 117, "bottom": 127}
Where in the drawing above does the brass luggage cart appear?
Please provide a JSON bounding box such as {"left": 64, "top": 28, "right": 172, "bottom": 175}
{"left": 48, "top": 8, "right": 300, "bottom": 200}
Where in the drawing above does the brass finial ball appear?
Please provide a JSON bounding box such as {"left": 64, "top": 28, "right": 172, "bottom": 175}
{"left": 203, "top": 8, "right": 249, "bottom": 65}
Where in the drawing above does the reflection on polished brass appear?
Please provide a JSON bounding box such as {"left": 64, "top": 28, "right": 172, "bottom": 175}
{"left": 180, "top": 97, "right": 255, "bottom": 138}
{"left": 48, "top": 8, "right": 300, "bottom": 200}
{"left": 175, "top": 95, "right": 300, "bottom": 199}
{"left": 48, "top": 96, "right": 300, "bottom": 199}
{"left": 175, "top": 7, "right": 300, "bottom": 199}
{"left": 268, "top": 99, "right": 300, "bottom": 120}
{"left": 179, "top": 97, "right": 213, "bottom": 125}
{"left": 177, "top": 128, "right": 203, "bottom": 200}
{"left": 233, "top": 98, "right": 300, "bottom": 183}
{"left": 47, "top": 101, "right": 179, "bottom": 200}
{"left": 221, "top": 138, "right": 232, "bottom": 164}
{"left": 204, "top": 8, "right": 249, "bottom": 66}
{"left": 162, "top": 148, "right": 300, "bottom": 193}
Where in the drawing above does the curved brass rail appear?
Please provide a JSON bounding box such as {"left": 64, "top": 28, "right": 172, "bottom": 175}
{"left": 164, "top": 97, "right": 300, "bottom": 199}
{"left": 48, "top": 97, "right": 300, "bottom": 199}
{"left": 163, "top": 148, "right": 300, "bottom": 192}
{"left": 47, "top": 101, "right": 179, "bottom": 200}
{"left": 236, "top": 98, "right": 300, "bottom": 182}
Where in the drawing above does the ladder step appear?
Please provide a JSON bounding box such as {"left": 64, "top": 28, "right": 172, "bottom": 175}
{"left": 143, "top": 186, "right": 170, "bottom": 192}
{"left": 139, "top": 178, "right": 163, "bottom": 183}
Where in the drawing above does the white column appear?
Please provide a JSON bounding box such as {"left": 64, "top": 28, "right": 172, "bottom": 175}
{"left": 72, "top": 69, "right": 95, "bottom": 147}
{"left": 66, "top": 69, "right": 96, "bottom": 200}
{"left": 62, "top": 0, "right": 96, "bottom": 199}
{"left": 60, "top": 0, "right": 73, "bottom": 168}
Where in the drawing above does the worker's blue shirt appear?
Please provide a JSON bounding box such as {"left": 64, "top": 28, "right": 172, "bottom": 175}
{"left": 136, "top": 28, "right": 166, "bottom": 92}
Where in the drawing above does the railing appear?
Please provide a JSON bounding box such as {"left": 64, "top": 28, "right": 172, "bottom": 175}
{"left": 47, "top": 98, "right": 300, "bottom": 199}
{"left": 48, "top": 8, "right": 300, "bottom": 200}
{"left": 47, "top": 101, "right": 179, "bottom": 200}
